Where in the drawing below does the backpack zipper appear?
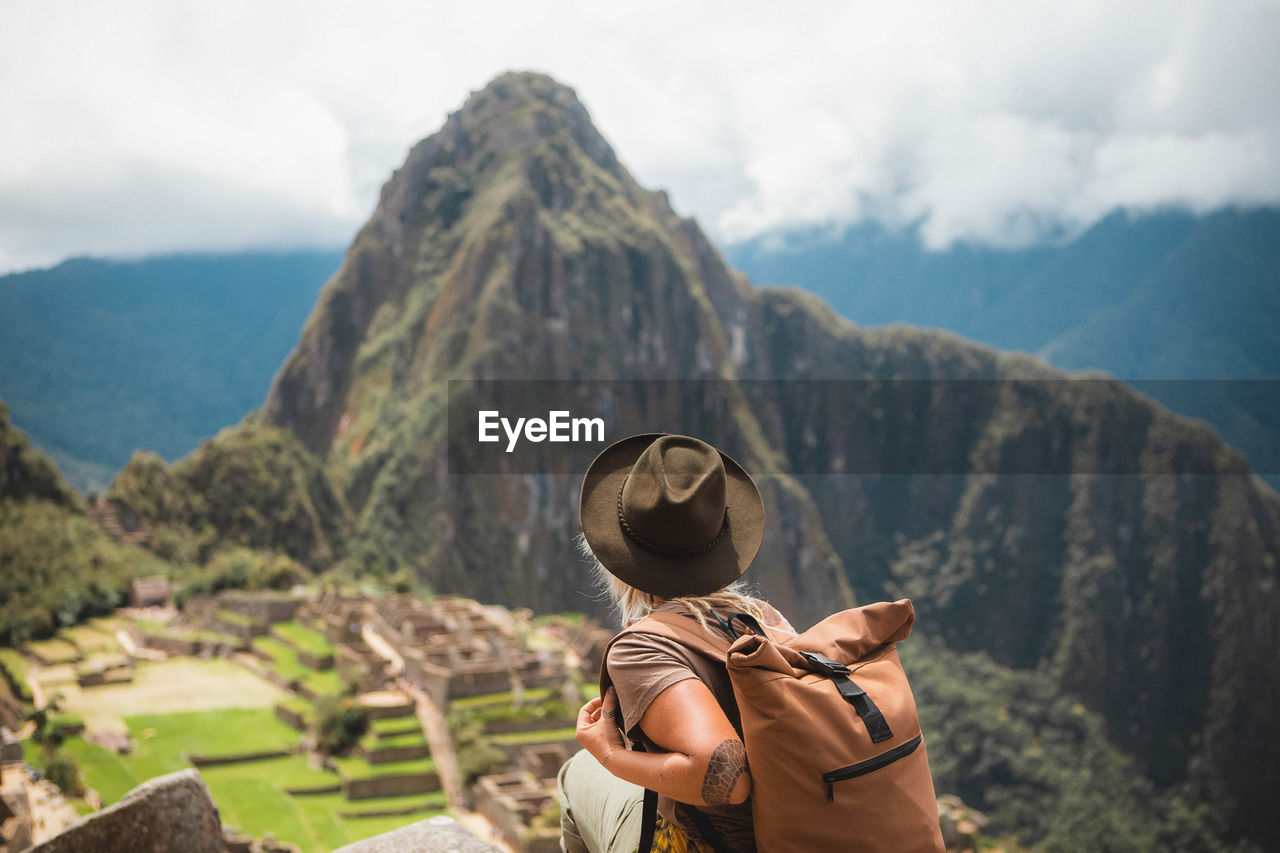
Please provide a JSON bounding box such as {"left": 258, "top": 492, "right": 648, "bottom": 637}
{"left": 822, "top": 733, "right": 923, "bottom": 802}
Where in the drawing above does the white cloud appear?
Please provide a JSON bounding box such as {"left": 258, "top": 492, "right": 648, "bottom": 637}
{"left": 0, "top": 0, "right": 1277, "bottom": 271}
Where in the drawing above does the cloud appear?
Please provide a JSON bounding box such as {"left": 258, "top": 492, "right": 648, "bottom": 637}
{"left": 1, "top": 0, "right": 1277, "bottom": 271}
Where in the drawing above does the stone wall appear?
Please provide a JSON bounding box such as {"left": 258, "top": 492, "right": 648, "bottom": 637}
{"left": 274, "top": 703, "right": 307, "bottom": 731}
{"left": 361, "top": 742, "right": 433, "bottom": 764}
{"left": 218, "top": 592, "right": 305, "bottom": 625}
{"left": 340, "top": 771, "right": 440, "bottom": 800}
{"left": 474, "top": 771, "right": 557, "bottom": 853}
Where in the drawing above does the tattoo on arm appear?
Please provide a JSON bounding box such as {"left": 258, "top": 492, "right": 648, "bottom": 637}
{"left": 700, "top": 740, "right": 748, "bottom": 805}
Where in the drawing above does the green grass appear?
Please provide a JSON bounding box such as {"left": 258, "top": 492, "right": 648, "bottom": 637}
{"left": 62, "top": 737, "right": 138, "bottom": 803}
{"left": 448, "top": 686, "right": 553, "bottom": 710}
{"left": 88, "top": 616, "right": 126, "bottom": 634}
{"left": 216, "top": 608, "right": 255, "bottom": 627}
{"left": 332, "top": 790, "right": 447, "bottom": 814}
{"left": 489, "top": 726, "right": 577, "bottom": 746}
{"left": 60, "top": 624, "right": 118, "bottom": 654}
{"left": 206, "top": 753, "right": 339, "bottom": 790}
{"left": 279, "top": 697, "right": 314, "bottom": 722}
{"left": 301, "top": 667, "right": 346, "bottom": 697}
{"left": 205, "top": 774, "right": 443, "bottom": 852}
{"left": 332, "top": 754, "right": 437, "bottom": 780}
{"left": 253, "top": 636, "right": 308, "bottom": 681}
{"left": 125, "top": 708, "right": 298, "bottom": 778}
{"left": 65, "top": 735, "right": 436, "bottom": 853}
{"left": 132, "top": 618, "right": 168, "bottom": 635}
{"left": 252, "top": 636, "right": 346, "bottom": 697}
{"left": 361, "top": 730, "right": 427, "bottom": 751}
{"left": 272, "top": 621, "right": 334, "bottom": 659}
{"left": 26, "top": 636, "right": 80, "bottom": 664}
{"left": 0, "top": 647, "right": 32, "bottom": 700}
{"left": 50, "top": 711, "right": 85, "bottom": 731}
{"left": 370, "top": 715, "right": 422, "bottom": 736}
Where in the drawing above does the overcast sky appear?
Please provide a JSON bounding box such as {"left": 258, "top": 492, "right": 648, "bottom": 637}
{"left": 1, "top": 0, "right": 1278, "bottom": 274}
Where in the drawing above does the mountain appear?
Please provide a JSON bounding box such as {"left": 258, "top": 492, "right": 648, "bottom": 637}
{"left": 110, "top": 72, "right": 1280, "bottom": 849}
{"left": 0, "top": 250, "right": 342, "bottom": 492}
{"left": 726, "top": 208, "right": 1280, "bottom": 488}
{"left": 0, "top": 398, "right": 176, "bottom": 644}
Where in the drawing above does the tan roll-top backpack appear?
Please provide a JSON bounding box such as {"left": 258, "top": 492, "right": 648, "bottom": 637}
{"left": 601, "top": 598, "right": 945, "bottom": 853}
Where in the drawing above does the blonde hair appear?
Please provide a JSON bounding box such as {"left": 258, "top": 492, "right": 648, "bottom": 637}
{"left": 576, "top": 533, "right": 770, "bottom": 634}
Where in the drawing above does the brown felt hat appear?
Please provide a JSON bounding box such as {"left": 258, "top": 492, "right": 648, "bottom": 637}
{"left": 579, "top": 433, "right": 765, "bottom": 598}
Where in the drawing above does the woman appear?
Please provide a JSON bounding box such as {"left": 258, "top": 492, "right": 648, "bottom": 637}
{"left": 559, "top": 433, "right": 790, "bottom": 853}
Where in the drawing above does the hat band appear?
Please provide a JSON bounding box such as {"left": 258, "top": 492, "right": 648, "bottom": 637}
{"left": 616, "top": 482, "right": 730, "bottom": 559}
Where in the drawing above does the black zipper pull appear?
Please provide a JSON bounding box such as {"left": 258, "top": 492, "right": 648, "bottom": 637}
{"left": 826, "top": 781, "right": 834, "bottom": 803}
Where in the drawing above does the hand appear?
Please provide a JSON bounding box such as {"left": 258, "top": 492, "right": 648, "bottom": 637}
{"left": 576, "top": 686, "right": 626, "bottom": 766}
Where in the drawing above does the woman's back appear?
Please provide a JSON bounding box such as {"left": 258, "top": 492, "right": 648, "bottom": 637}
{"left": 607, "top": 597, "right": 794, "bottom": 852}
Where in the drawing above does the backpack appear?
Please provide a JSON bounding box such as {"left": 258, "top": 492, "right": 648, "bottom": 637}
{"left": 600, "top": 598, "right": 945, "bottom": 853}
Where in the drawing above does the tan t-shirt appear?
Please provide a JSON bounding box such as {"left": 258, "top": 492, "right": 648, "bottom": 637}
{"left": 606, "top": 598, "right": 795, "bottom": 853}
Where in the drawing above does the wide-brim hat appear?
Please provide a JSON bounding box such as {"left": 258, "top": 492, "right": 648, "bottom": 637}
{"left": 579, "top": 433, "right": 765, "bottom": 599}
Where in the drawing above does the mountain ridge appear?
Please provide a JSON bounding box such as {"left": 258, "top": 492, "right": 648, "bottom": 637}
{"left": 101, "top": 72, "right": 1280, "bottom": 849}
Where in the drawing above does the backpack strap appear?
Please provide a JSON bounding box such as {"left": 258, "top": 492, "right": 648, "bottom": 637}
{"left": 598, "top": 610, "right": 756, "bottom": 853}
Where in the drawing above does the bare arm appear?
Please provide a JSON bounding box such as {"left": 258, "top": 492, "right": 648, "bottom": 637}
{"left": 576, "top": 682, "right": 751, "bottom": 806}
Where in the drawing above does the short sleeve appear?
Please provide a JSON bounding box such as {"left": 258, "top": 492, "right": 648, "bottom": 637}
{"left": 606, "top": 633, "right": 701, "bottom": 736}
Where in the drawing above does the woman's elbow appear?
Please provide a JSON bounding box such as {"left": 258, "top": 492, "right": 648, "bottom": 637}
{"left": 698, "top": 739, "right": 752, "bottom": 806}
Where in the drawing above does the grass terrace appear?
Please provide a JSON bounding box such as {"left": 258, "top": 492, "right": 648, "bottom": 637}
{"left": 216, "top": 608, "right": 255, "bottom": 628}
{"left": 369, "top": 715, "right": 423, "bottom": 737}
{"left": 489, "top": 726, "right": 578, "bottom": 747}
{"left": 272, "top": 621, "right": 335, "bottom": 659}
{"left": 253, "top": 635, "right": 347, "bottom": 697}
{"left": 50, "top": 706, "right": 443, "bottom": 852}
{"left": 448, "top": 687, "right": 554, "bottom": 710}
{"left": 0, "top": 647, "right": 32, "bottom": 700}
{"left": 361, "top": 729, "right": 428, "bottom": 751}
{"left": 25, "top": 636, "right": 80, "bottom": 664}
{"left": 253, "top": 636, "right": 309, "bottom": 680}
{"left": 279, "top": 696, "right": 314, "bottom": 725}
{"left": 60, "top": 624, "right": 119, "bottom": 654}
{"left": 332, "top": 754, "right": 437, "bottom": 781}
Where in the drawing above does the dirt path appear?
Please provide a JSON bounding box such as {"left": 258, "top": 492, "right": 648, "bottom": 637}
{"left": 360, "top": 624, "right": 405, "bottom": 677}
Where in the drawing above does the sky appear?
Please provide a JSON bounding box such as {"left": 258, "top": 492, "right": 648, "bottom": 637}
{"left": 1, "top": 0, "right": 1278, "bottom": 274}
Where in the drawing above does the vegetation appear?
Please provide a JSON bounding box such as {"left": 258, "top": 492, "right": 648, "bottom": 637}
{"left": 0, "top": 400, "right": 82, "bottom": 508}
{"left": 3, "top": 72, "right": 1273, "bottom": 852}
{"left": 447, "top": 715, "right": 504, "bottom": 786}
{"left": 0, "top": 251, "right": 341, "bottom": 493}
{"left": 0, "top": 400, "right": 187, "bottom": 645}
{"left": 174, "top": 547, "right": 305, "bottom": 608}
{"left": 312, "top": 697, "right": 369, "bottom": 756}
{"left": 44, "top": 750, "right": 82, "bottom": 795}
{"left": 905, "top": 637, "right": 1260, "bottom": 853}
{"left": 109, "top": 423, "right": 350, "bottom": 568}
{"left": 0, "top": 499, "right": 180, "bottom": 645}
{"left": 0, "top": 648, "right": 32, "bottom": 701}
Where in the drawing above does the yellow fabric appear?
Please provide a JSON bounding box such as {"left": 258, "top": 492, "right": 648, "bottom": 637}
{"left": 636, "top": 817, "right": 717, "bottom": 853}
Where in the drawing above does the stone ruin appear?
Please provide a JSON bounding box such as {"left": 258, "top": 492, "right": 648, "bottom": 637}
{"left": 368, "top": 595, "right": 572, "bottom": 709}
{"left": 474, "top": 771, "right": 560, "bottom": 853}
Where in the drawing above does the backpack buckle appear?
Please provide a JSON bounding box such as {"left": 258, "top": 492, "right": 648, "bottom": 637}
{"left": 799, "top": 650, "right": 851, "bottom": 676}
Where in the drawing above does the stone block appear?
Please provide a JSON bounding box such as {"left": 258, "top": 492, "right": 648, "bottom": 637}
{"left": 26, "top": 769, "right": 223, "bottom": 853}
{"left": 331, "top": 815, "right": 500, "bottom": 852}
